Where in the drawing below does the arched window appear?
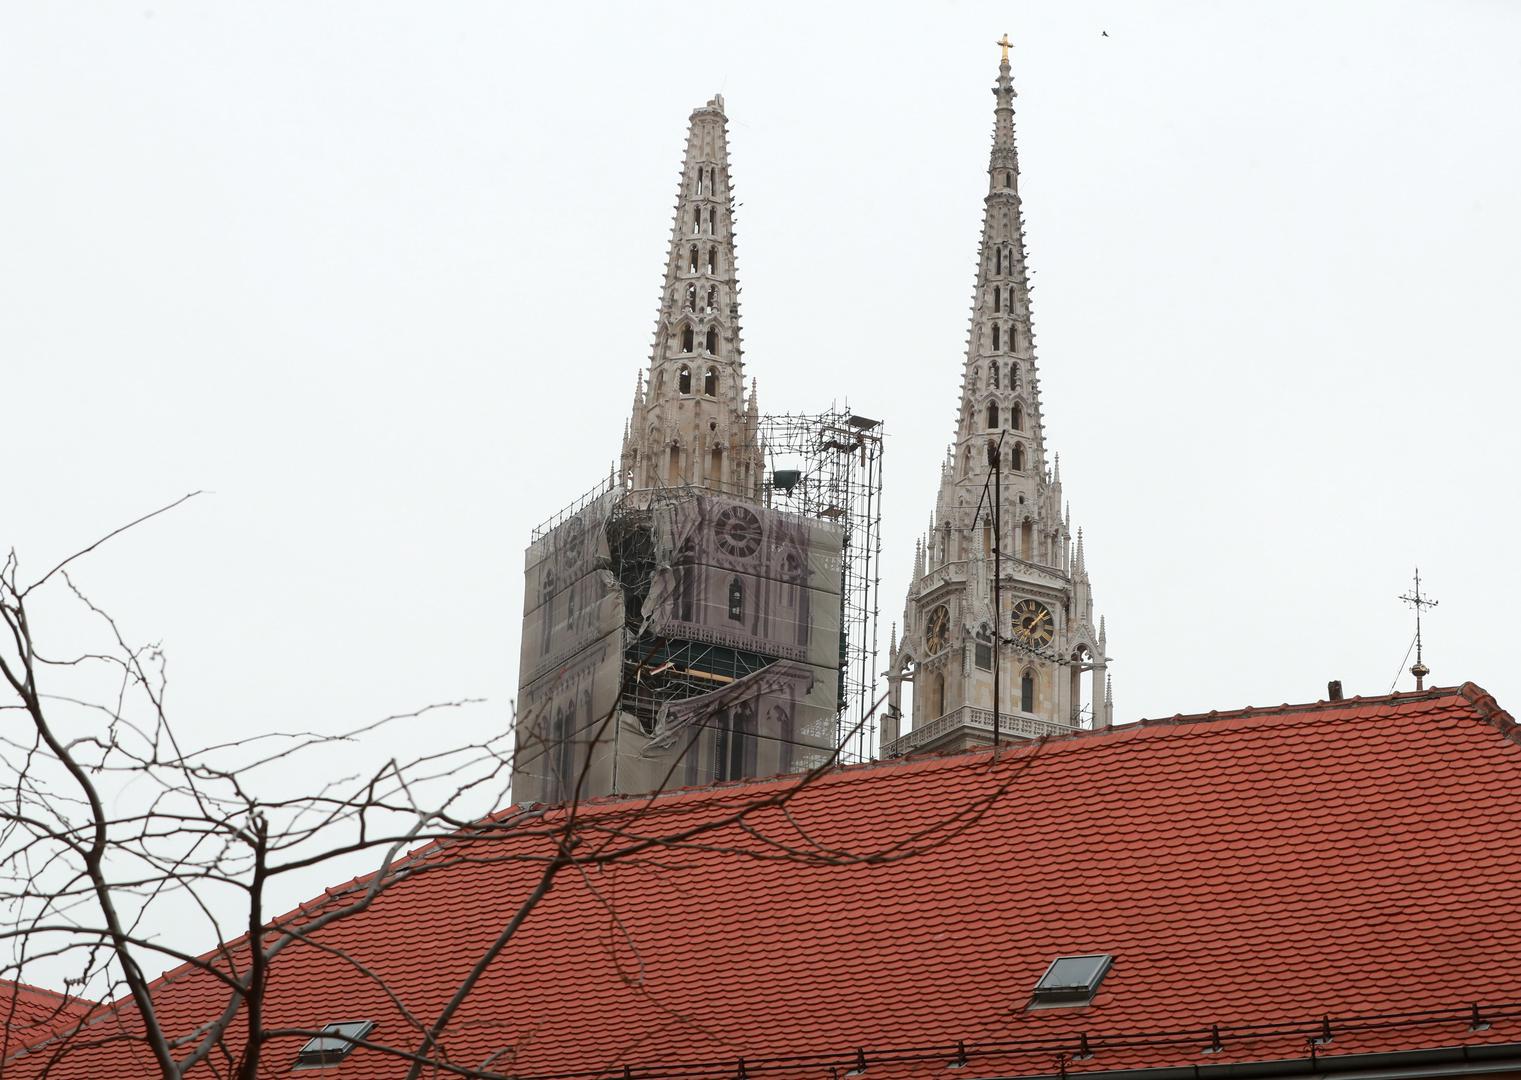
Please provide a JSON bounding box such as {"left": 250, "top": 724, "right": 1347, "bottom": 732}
{"left": 707, "top": 246, "right": 717, "bottom": 273}
{"left": 678, "top": 365, "right": 691, "bottom": 394}
{"left": 1021, "top": 671, "right": 1035, "bottom": 712}
{"left": 704, "top": 365, "right": 718, "bottom": 396}
{"left": 685, "top": 284, "right": 697, "bottom": 310}
{"left": 1013, "top": 442, "right": 1025, "bottom": 470}
{"left": 696, "top": 171, "right": 704, "bottom": 195}
{"left": 1012, "top": 402, "right": 1023, "bottom": 430}
{"left": 655, "top": 370, "right": 665, "bottom": 394}
{"left": 728, "top": 576, "right": 744, "bottom": 621}
{"left": 708, "top": 207, "right": 716, "bottom": 234}
{"left": 992, "top": 362, "right": 1000, "bottom": 389}
{"left": 972, "top": 365, "right": 980, "bottom": 388}
{"left": 681, "top": 326, "right": 695, "bottom": 353}
{"left": 993, "top": 288, "right": 1001, "bottom": 313}
{"left": 705, "top": 327, "right": 718, "bottom": 355}
{"left": 1004, "top": 171, "right": 1012, "bottom": 188}
{"left": 975, "top": 625, "right": 993, "bottom": 671}
{"left": 986, "top": 442, "right": 998, "bottom": 468}
{"left": 708, "top": 167, "right": 716, "bottom": 192}
{"left": 995, "top": 249, "right": 1003, "bottom": 274}
{"left": 1009, "top": 362, "right": 1019, "bottom": 389}
{"left": 986, "top": 402, "right": 999, "bottom": 430}
{"left": 689, "top": 246, "right": 699, "bottom": 272}
{"left": 692, "top": 207, "right": 701, "bottom": 235}
{"left": 706, "top": 285, "right": 717, "bottom": 311}
{"left": 992, "top": 325, "right": 1001, "bottom": 350}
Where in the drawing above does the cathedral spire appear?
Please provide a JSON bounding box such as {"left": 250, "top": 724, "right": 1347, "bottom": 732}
{"left": 937, "top": 41, "right": 1049, "bottom": 493}
{"left": 623, "top": 94, "right": 763, "bottom": 500}
{"left": 883, "top": 43, "right": 1111, "bottom": 757}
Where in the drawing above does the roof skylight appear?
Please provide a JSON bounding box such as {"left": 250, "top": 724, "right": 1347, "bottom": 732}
{"left": 1029, "top": 953, "right": 1113, "bottom": 1008}
{"left": 294, "top": 1020, "right": 375, "bottom": 1069}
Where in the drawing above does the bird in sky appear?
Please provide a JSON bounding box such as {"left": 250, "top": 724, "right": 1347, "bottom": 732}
{"left": 1102, "top": 30, "right": 1109, "bottom": 37}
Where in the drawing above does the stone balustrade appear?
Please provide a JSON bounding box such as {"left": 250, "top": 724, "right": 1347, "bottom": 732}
{"left": 882, "top": 704, "right": 1073, "bottom": 757}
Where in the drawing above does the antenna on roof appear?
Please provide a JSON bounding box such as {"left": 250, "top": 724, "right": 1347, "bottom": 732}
{"left": 1398, "top": 567, "right": 1439, "bottom": 691}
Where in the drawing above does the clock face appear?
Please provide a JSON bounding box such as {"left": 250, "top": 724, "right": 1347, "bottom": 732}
{"left": 925, "top": 605, "right": 951, "bottom": 654}
{"left": 1012, "top": 598, "right": 1055, "bottom": 649}
{"left": 714, "top": 505, "right": 762, "bottom": 559}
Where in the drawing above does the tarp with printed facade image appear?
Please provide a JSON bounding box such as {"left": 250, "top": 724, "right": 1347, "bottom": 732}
{"left": 641, "top": 496, "right": 845, "bottom": 772}
{"left": 515, "top": 624, "right": 623, "bottom": 800}
{"left": 518, "top": 490, "right": 623, "bottom": 690}
{"left": 642, "top": 495, "right": 842, "bottom": 669}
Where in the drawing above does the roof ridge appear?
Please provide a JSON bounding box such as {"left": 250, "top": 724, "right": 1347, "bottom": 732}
{"left": 1129, "top": 684, "right": 1468, "bottom": 728}
{"left": 1459, "top": 681, "right": 1519, "bottom": 742}
{"left": 0, "top": 979, "right": 89, "bottom": 1008}
{"left": 505, "top": 685, "right": 1484, "bottom": 820}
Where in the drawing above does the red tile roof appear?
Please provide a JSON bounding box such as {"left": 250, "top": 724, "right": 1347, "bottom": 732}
{"left": 0, "top": 980, "right": 92, "bottom": 1054}
{"left": 10, "top": 683, "right": 1521, "bottom": 1079}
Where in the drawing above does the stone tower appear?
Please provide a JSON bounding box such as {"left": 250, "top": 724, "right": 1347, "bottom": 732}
{"left": 514, "top": 95, "right": 844, "bottom": 805}
{"left": 881, "top": 45, "right": 1112, "bottom": 756}
{"left": 622, "top": 94, "right": 765, "bottom": 502}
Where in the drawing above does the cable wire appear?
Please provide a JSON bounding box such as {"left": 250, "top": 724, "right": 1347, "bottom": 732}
{"left": 1388, "top": 630, "right": 1418, "bottom": 694}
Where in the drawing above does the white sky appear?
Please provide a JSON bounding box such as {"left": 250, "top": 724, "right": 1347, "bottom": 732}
{"left": 4, "top": 0, "right": 1519, "bottom": 915}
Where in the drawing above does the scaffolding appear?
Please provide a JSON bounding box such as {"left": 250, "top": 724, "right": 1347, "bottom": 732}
{"left": 519, "top": 408, "right": 884, "bottom": 797}
{"left": 604, "top": 493, "right": 785, "bottom": 734}
{"left": 759, "top": 407, "right": 885, "bottom": 764}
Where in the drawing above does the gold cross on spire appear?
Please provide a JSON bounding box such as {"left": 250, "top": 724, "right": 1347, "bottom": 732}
{"left": 996, "top": 33, "right": 1013, "bottom": 63}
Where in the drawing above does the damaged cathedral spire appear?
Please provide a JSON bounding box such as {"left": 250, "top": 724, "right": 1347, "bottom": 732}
{"left": 513, "top": 96, "right": 848, "bottom": 804}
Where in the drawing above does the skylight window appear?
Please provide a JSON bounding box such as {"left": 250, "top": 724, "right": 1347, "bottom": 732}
{"left": 1028, "top": 953, "right": 1113, "bottom": 1008}
{"left": 294, "top": 1021, "right": 375, "bottom": 1069}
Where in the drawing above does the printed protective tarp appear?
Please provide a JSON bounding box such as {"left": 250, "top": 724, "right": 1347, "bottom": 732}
{"left": 519, "top": 490, "right": 623, "bottom": 688}
{"left": 639, "top": 496, "right": 846, "bottom": 774}
{"left": 642, "top": 496, "right": 843, "bottom": 670}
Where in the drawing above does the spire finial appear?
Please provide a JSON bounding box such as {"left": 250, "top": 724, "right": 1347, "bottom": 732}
{"left": 996, "top": 32, "right": 1013, "bottom": 64}
{"left": 1398, "top": 567, "right": 1439, "bottom": 691}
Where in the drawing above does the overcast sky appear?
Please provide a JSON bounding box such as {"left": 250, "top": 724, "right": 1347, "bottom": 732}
{"left": 4, "top": 0, "right": 1519, "bottom": 883}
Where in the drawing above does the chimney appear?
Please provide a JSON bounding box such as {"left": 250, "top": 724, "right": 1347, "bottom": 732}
{"left": 1327, "top": 680, "right": 1344, "bottom": 702}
